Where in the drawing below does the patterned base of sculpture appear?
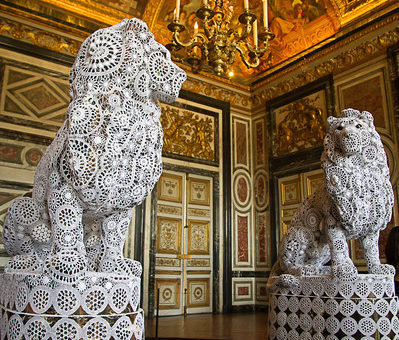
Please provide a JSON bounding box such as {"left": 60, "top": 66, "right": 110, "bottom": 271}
{"left": 268, "top": 274, "right": 399, "bottom": 339}
{"left": 0, "top": 272, "right": 143, "bottom": 340}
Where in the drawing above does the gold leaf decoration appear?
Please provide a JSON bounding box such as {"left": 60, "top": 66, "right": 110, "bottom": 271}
{"left": 160, "top": 105, "right": 215, "bottom": 161}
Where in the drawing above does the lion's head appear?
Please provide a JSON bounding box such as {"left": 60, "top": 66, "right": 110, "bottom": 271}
{"left": 322, "top": 109, "right": 393, "bottom": 236}
{"left": 69, "top": 18, "right": 186, "bottom": 103}
{"left": 64, "top": 19, "right": 186, "bottom": 212}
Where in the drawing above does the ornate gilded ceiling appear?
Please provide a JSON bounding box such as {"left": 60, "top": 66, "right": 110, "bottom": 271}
{"left": 0, "top": 0, "right": 397, "bottom": 86}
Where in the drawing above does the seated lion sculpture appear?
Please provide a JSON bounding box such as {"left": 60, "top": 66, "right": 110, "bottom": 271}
{"left": 2, "top": 18, "right": 186, "bottom": 283}
{"left": 271, "top": 108, "right": 395, "bottom": 286}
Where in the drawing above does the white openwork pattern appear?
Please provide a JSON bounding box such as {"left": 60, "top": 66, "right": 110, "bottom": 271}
{"left": 268, "top": 274, "right": 399, "bottom": 339}
{"left": 271, "top": 109, "right": 394, "bottom": 284}
{"left": 0, "top": 18, "right": 186, "bottom": 340}
{"left": 268, "top": 109, "right": 398, "bottom": 339}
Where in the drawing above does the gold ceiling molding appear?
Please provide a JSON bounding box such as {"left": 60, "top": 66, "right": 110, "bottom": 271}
{"left": 252, "top": 13, "right": 399, "bottom": 107}
{"left": 0, "top": 4, "right": 90, "bottom": 39}
{"left": 332, "top": 0, "right": 390, "bottom": 25}
{"left": 32, "top": 0, "right": 124, "bottom": 25}
{"left": 0, "top": 16, "right": 81, "bottom": 56}
{"left": 141, "top": 0, "right": 164, "bottom": 31}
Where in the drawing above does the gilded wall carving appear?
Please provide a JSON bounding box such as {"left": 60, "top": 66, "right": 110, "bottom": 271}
{"left": 160, "top": 105, "right": 215, "bottom": 162}
{"left": 253, "top": 15, "right": 399, "bottom": 107}
{"left": 0, "top": 17, "right": 81, "bottom": 56}
{"left": 275, "top": 96, "right": 326, "bottom": 156}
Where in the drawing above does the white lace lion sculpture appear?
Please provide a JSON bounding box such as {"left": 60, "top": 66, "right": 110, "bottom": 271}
{"left": 2, "top": 18, "right": 186, "bottom": 282}
{"left": 272, "top": 108, "right": 395, "bottom": 286}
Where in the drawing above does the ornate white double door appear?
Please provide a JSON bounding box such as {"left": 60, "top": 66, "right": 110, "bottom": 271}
{"left": 154, "top": 170, "right": 213, "bottom": 316}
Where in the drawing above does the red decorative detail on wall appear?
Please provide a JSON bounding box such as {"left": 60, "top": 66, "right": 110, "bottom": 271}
{"left": 0, "top": 144, "right": 22, "bottom": 163}
{"left": 237, "top": 215, "right": 249, "bottom": 262}
{"left": 257, "top": 213, "right": 267, "bottom": 263}
{"left": 26, "top": 149, "right": 43, "bottom": 166}
{"left": 236, "top": 122, "right": 247, "bottom": 166}
{"left": 237, "top": 286, "right": 249, "bottom": 296}
{"left": 255, "top": 121, "right": 264, "bottom": 166}
{"left": 237, "top": 177, "right": 248, "bottom": 203}
{"left": 256, "top": 176, "right": 266, "bottom": 206}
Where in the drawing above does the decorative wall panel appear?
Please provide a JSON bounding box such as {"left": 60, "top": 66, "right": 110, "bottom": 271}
{"left": 232, "top": 278, "right": 254, "bottom": 305}
{"left": 186, "top": 278, "right": 210, "bottom": 308}
{"left": 233, "top": 172, "right": 251, "bottom": 208}
{"left": 335, "top": 61, "right": 393, "bottom": 137}
{"left": 255, "top": 211, "right": 268, "bottom": 267}
{"left": 160, "top": 102, "right": 218, "bottom": 165}
{"left": 255, "top": 280, "right": 268, "bottom": 303}
{"left": 187, "top": 220, "right": 210, "bottom": 255}
{"left": 157, "top": 173, "right": 183, "bottom": 203}
{"left": 254, "top": 119, "right": 266, "bottom": 168}
{"left": 155, "top": 258, "right": 181, "bottom": 267}
{"left": 187, "top": 259, "right": 210, "bottom": 267}
{"left": 156, "top": 217, "right": 182, "bottom": 255}
{"left": 254, "top": 171, "right": 268, "bottom": 210}
{"left": 155, "top": 278, "right": 181, "bottom": 310}
{"left": 233, "top": 118, "right": 250, "bottom": 170}
{"left": 252, "top": 116, "right": 271, "bottom": 272}
{"left": 281, "top": 178, "right": 301, "bottom": 206}
{"left": 303, "top": 171, "right": 325, "bottom": 198}
{"left": 278, "top": 174, "right": 302, "bottom": 239}
{"left": 187, "top": 177, "right": 210, "bottom": 206}
{"left": 231, "top": 115, "right": 253, "bottom": 274}
{"left": 0, "top": 59, "right": 69, "bottom": 133}
{"left": 233, "top": 210, "right": 252, "bottom": 268}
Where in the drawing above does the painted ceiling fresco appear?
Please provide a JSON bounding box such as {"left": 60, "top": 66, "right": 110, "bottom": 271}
{"left": 149, "top": 0, "right": 341, "bottom": 83}
{"left": 0, "top": 0, "right": 395, "bottom": 85}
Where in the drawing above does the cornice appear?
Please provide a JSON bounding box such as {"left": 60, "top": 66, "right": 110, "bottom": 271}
{"left": 252, "top": 12, "right": 399, "bottom": 108}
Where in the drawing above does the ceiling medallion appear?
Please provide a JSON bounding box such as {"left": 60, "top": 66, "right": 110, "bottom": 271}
{"left": 166, "top": 0, "right": 275, "bottom": 78}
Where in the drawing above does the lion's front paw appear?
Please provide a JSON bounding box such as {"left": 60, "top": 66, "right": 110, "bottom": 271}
{"left": 44, "top": 250, "right": 87, "bottom": 284}
{"left": 332, "top": 263, "right": 358, "bottom": 281}
{"left": 369, "top": 264, "right": 395, "bottom": 275}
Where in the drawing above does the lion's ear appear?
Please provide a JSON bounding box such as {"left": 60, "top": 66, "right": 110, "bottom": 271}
{"left": 327, "top": 116, "right": 337, "bottom": 127}
{"left": 361, "top": 111, "right": 374, "bottom": 126}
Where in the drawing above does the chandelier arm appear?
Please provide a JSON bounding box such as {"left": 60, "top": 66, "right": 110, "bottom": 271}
{"left": 202, "top": 16, "right": 214, "bottom": 40}
{"left": 236, "top": 45, "right": 260, "bottom": 68}
{"left": 173, "top": 31, "right": 197, "bottom": 48}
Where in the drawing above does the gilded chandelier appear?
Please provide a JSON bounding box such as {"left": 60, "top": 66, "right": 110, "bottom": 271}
{"left": 166, "top": 0, "right": 275, "bottom": 77}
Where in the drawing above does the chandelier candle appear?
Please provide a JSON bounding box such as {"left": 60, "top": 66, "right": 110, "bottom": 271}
{"left": 263, "top": 0, "right": 268, "bottom": 29}
{"left": 175, "top": 0, "right": 181, "bottom": 22}
{"left": 253, "top": 20, "right": 258, "bottom": 48}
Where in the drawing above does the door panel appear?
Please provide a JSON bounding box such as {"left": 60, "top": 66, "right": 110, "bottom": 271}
{"left": 278, "top": 169, "right": 324, "bottom": 240}
{"left": 155, "top": 170, "right": 213, "bottom": 316}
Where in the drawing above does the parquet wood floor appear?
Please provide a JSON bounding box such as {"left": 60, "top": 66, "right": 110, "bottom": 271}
{"left": 145, "top": 312, "right": 267, "bottom": 340}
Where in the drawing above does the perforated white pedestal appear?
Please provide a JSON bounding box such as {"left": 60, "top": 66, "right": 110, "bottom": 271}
{"left": 0, "top": 272, "right": 144, "bottom": 339}
{"left": 268, "top": 274, "right": 399, "bottom": 340}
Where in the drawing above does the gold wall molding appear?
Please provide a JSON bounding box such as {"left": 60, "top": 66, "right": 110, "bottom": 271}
{"left": 157, "top": 204, "right": 183, "bottom": 216}
{"left": 181, "top": 77, "right": 250, "bottom": 109}
{"left": 155, "top": 258, "right": 181, "bottom": 267}
{"left": 0, "top": 16, "right": 81, "bottom": 56}
{"left": 253, "top": 13, "right": 399, "bottom": 107}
